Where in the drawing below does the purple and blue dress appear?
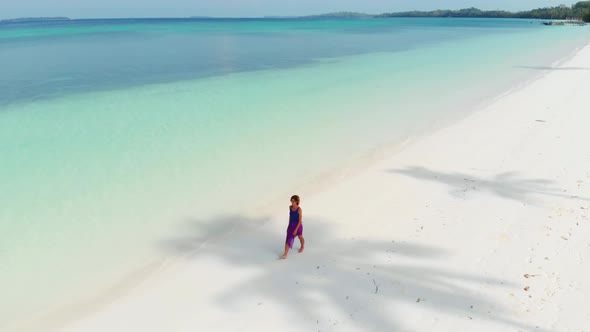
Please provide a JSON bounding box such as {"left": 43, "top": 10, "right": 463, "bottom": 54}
{"left": 286, "top": 206, "right": 303, "bottom": 248}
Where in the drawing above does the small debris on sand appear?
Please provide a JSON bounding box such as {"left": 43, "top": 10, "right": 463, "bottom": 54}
{"left": 524, "top": 286, "right": 530, "bottom": 291}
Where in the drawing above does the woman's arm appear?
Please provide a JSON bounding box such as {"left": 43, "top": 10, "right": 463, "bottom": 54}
{"left": 293, "top": 208, "right": 302, "bottom": 235}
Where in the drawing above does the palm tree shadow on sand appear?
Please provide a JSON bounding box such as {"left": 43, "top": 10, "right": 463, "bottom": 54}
{"left": 160, "top": 215, "right": 548, "bottom": 331}
{"left": 389, "top": 166, "right": 588, "bottom": 205}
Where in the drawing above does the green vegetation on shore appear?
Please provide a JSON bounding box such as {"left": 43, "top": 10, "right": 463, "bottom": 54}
{"left": 315, "top": 1, "right": 590, "bottom": 22}
{"left": 378, "top": 2, "right": 590, "bottom": 21}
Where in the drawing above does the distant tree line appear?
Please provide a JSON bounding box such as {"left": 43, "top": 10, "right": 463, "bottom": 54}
{"left": 376, "top": 1, "right": 590, "bottom": 22}
{"left": 305, "top": 12, "right": 373, "bottom": 18}
{"left": 0, "top": 17, "right": 70, "bottom": 23}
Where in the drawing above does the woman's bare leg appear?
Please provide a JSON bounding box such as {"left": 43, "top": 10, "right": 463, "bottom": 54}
{"left": 279, "top": 244, "right": 290, "bottom": 259}
{"left": 298, "top": 236, "right": 305, "bottom": 253}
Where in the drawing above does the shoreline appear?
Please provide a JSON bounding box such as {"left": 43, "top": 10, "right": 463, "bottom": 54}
{"left": 13, "top": 35, "right": 590, "bottom": 332}
{"left": 257, "top": 37, "right": 590, "bottom": 217}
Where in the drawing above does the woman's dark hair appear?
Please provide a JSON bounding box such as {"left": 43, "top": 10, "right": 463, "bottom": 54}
{"left": 290, "top": 195, "right": 300, "bottom": 204}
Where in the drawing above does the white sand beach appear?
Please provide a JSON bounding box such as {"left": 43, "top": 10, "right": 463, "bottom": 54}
{"left": 27, "top": 42, "right": 590, "bottom": 332}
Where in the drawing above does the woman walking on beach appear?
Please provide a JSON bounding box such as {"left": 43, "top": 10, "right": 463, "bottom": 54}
{"left": 280, "top": 195, "right": 304, "bottom": 259}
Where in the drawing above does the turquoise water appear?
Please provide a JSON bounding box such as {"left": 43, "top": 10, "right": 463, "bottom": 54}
{"left": 1, "top": 18, "right": 589, "bottom": 328}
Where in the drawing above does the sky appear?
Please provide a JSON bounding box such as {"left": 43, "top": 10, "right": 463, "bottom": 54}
{"left": 1, "top": 0, "right": 579, "bottom": 20}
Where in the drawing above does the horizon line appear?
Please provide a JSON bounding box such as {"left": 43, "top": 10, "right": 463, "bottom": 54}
{"left": 1, "top": 5, "right": 582, "bottom": 22}
{"left": 0, "top": 15, "right": 562, "bottom": 22}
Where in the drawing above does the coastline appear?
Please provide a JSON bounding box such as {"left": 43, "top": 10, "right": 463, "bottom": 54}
{"left": 14, "top": 35, "right": 590, "bottom": 332}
